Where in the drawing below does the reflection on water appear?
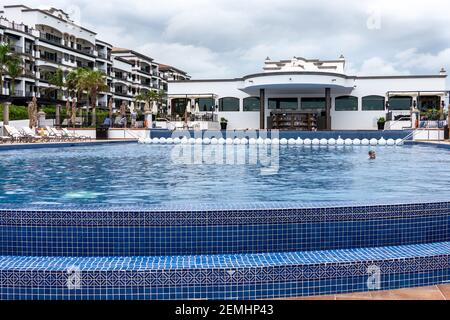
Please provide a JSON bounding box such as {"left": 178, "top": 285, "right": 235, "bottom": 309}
{"left": 0, "top": 144, "right": 449, "bottom": 205}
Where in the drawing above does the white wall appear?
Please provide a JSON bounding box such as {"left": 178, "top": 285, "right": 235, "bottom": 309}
{"left": 169, "top": 74, "right": 447, "bottom": 130}
{"left": 108, "top": 129, "right": 148, "bottom": 139}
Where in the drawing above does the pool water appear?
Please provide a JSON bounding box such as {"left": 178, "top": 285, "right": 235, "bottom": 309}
{"left": 0, "top": 143, "right": 449, "bottom": 205}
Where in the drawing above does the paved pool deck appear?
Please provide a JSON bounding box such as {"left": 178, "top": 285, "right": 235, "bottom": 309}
{"left": 291, "top": 284, "right": 450, "bottom": 300}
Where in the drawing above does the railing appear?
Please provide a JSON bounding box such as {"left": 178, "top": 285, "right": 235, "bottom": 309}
{"left": 400, "top": 120, "right": 448, "bottom": 143}
{"left": 384, "top": 116, "right": 412, "bottom": 131}
{"left": 0, "top": 18, "right": 39, "bottom": 36}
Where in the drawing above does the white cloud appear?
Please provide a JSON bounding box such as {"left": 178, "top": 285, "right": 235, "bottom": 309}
{"left": 1, "top": 0, "right": 449, "bottom": 81}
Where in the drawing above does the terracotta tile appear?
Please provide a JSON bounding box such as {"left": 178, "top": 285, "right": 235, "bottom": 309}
{"left": 292, "top": 295, "right": 336, "bottom": 300}
{"left": 335, "top": 292, "right": 373, "bottom": 300}
{"left": 437, "top": 284, "right": 450, "bottom": 300}
{"left": 371, "top": 286, "right": 445, "bottom": 300}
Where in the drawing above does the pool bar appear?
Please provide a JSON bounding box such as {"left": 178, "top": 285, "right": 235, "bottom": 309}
{"left": 0, "top": 201, "right": 449, "bottom": 300}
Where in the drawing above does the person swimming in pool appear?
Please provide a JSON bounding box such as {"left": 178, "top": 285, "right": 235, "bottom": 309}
{"left": 368, "top": 150, "right": 376, "bottom": 160}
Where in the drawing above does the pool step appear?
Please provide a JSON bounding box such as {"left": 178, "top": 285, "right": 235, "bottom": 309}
{"left": 1, "top": 242, "right": 449, "bottom": 300}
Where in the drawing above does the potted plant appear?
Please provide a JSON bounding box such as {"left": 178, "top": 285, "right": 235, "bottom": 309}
{"left": 220, "top": 117, "right": 228, "bottom": 130}
{"left": 377, "top": 117, "right": 386, "bottom": 130}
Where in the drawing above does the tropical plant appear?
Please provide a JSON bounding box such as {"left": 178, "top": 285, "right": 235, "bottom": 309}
{"left": 6, "top": 55, "right": 23, "bottom": 96}
{"left": 377, "top": 117, "right": 386, "bottom": 124}
{"left": 0, "top": 43, "right": 11, "bottom": 94}
{"left": 66, "top": 68, "right": 88, "bottom": 126}
{"left": 220, "top": 117, "right": 228, "bottom": 123}
{"left": 135, "top": 89, "right": 166, "bottom": 111}
{"left": 79, "top": 69, "right": 108, "bottom": 126}
{"left": 47, "top": 68, "right": 65, "bottom": 99}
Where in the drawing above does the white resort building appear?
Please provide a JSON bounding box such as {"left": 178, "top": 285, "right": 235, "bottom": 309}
{"left": 168, "top": 56, "right": 448, "bottom": 131}
{"left": 0, "top": 4, "right": 189, "bottom": 110}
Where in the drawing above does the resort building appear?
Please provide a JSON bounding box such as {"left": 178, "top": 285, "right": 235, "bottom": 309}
{"left": 168, "top": 56, "right": 448, "bottom": 130}
{"left": 0, "top": 4, "right": 189, "bottom": 110}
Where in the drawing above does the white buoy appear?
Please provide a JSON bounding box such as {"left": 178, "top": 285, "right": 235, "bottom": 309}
{"left": 312, "top": 138, "right": 320, "bottom": 145}
{"left": 152, "top": 137, "right": 160, "bottom": 144}
{"left": 226, "top": 138, "right": 234, "bottom": 145}
{"left": 370, "top": 138, "right": 378, "bottom": 146}
{"left": 234, "top": 138, "right": 241, "bottom": 145}
{"left": 336, "top": 137, "right": 344, "bottom": 145}
{"left": 280, "top": 138, "right": 288, "bottom": 145}
{"left": 159, "top": 137, "right": 167, "bottom": 144}
{"left": 387, "top": 138, "right": 395, "bottom": 146}
{"left": 189, "top": 138, "right": 196, "bottom": 144}
{"left": 378, "top": 137, "right": 387, "bottom": 146}
{"left": 353, "top": 138, "right": 361, "bottom": 145}
{"left": 328, "top": 138, "right": 336, "bottom": 145}
{"left": 264, "top": 138, "right": 271, "bottom": 145}
{"left": 194, "top": 138, "right": 202, "bottom": 144}
{"left": 211, "top": 138, "right": 218, "bottom": 145}
{"left": 304, "top": 138, "right": 312, "bottom": 145}
{"left": 286, "top": 138, "right": 294, "bottom": 145}
{"left": 166, "top": 138, "right": 174, "bottom": 144}
{"left": 361, "top": 139, "right": 369, "bottom": 146}
{"left": 249, "top": 138, "right": 257, "bottom": 145}
{"left": 181, "top": 137, "right": 188, "bottom": 144}
{"left": 174, "top": 137, "right": 181, "bottom": 144}
{"left": 256, "top": 138, "right": 264, "bottom": 145}
{"left": 344, "top": 138, "right": 353, "bottom": 146}
{"left": 203, "top": 138, "right": 211, "bottom": 145}
{"left": 395, "top": 139, "right": 403, "bottom": 146}
{"left": 144, "top": 138, "right": 152, "bottom": 144}
{"left": 319, "top": 138, "right": 328, "bottom": 145}
{"left": 138, "top": 138, "right": 145, "bottom": 144}
{"left": 241, "top": 138, "right": 249, "bottom": 145}
{"left": 271, "top": 138, "right": 280, "bottom": 145}
{"left": 218, "top": 138, "right": 226, "bottom": 145}
{"left": 296, "top": 138, "right": 304, "bottom": 145}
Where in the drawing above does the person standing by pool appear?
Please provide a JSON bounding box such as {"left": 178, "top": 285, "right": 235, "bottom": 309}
{"left": 368, "top": 150, "right": 376, "bottom": 160}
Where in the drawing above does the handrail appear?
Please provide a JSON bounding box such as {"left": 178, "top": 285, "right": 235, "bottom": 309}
{"left": 400, "top": 120, "right": 446, "bottom": 143}
{"left": 123, "top": 129, "right": 141, "bottom": 140}
{"left": 384, "top": 116, "right": 412, "bottom": 131}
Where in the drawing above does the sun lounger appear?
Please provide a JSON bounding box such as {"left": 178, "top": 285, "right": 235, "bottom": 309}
{"left": 20, "top": 127, "right": 44, "bottom": 142}
{"left": 4, "top": 125, "right": 29, "bottom": 143}
{"left": 62, "top": 128, "right": 90, "bottom": 141}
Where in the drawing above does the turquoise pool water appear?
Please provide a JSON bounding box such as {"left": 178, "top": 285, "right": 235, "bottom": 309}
{"left": 0, "top": 143, "right": 449, "bottom": 205}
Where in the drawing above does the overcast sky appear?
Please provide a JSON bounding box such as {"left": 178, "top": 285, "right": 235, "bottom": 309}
{"left": 3, "top": 0, "right": 450, "bottom": 80}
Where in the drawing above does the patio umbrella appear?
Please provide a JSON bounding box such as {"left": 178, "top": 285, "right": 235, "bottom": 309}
{"left": 120, "top": 102, "right": 126, "bottom": 117}
{"left": 31, "top": 97, "right": 38, "bottom": 128}
{"left": 27, "top": 101, "right": 34, "bottom": 128}
{"left": 194, "top": 102, "right": 200, "bottom": 114}
{"left": 108, "top": 98, "right": 113, "bottom": 122}
{"left": 144, "top": 101, "right": 150, "bottom": 113}
{"left": 152, "top": 101, "right": 158, "bottom": 115}
{"left": 66, "top": 100, "right": 71, "bottom": 122}
{"left": 129, "top": 101, "right": 135, "bottom": 114}
{"left": 71, "top": 99, "right": 77, "bottom": 127}
{"left": 186, "top": 100, "right": 192, "bottom": 114}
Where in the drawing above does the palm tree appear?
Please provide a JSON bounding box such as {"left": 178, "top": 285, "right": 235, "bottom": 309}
{"left": 80, "top": 70, "right": 107, "bottom": 126}
{"left": 6, "top": 55, "right": 23, "bottom": 97}
{"left": 48, "top": 68, "right": 65, "bottom": 99}
{"left": 135, "top": 89, "right": 166, "bottom": 114}
{"left": 0, "top": 43, "right": 11, "bottom": 95}
{"left": 66, "top": 68, "right": 88, "bottom": 126}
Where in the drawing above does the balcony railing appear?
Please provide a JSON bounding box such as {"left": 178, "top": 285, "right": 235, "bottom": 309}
{"left": 0, "top": 18, "right": 40, "bottom": 37}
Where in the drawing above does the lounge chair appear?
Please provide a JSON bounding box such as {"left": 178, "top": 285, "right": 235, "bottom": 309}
{"left": 0, "top": 133, "right": 12, "bottom": 144}
{"left": 45, "top": 126, "right": 65, "bottom": 142}
{"left": 4, "top": 125, "right": 29, "bottom": 143}
{"left": 20, "top": 127, "right": 45, "bottom": 143}
{"left": 62, "top": 128, "right": 90, "bottom": 141}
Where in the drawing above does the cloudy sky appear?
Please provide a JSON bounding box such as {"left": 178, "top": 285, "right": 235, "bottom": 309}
{"left": 3, "top": 0, "right": 450, "bottom": 80}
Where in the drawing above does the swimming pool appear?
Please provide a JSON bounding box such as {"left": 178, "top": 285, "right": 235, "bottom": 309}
{"left": 1, "top": 143, "right": 449, "bottom": 205}
{"left": 0, "top": 139, "right": 449, "bottom": 300}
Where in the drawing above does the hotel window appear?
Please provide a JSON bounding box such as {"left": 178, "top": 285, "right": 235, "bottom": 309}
{"left": 362, "top": 96, "right": 385, "bottom": 111}
{"left": 195, "top": 98, "right": 215, "bottom": 111}
{"left": 389, "top": 96, "right": 413, "bottom": 110}
{"left": 335, "top": 96, "right": 358, "bottom": 111}
{"left": 219, "top": 97, "right": 240, "bottom": 112}
{"left": 243, "top": 97, "right": 260, "bottom": 111}
{"left": 268, "top": 98, "right": 298, "bottom": 110}
{"left": 301, "top": 97, "right": 325, "bottom": 110}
